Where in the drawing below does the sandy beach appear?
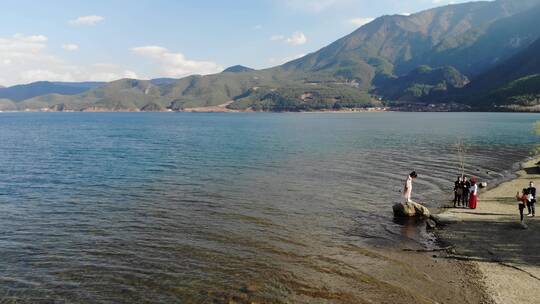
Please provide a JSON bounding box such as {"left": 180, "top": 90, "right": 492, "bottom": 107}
{"left": 438, "top": 156, "right": 540, "bottom": 304}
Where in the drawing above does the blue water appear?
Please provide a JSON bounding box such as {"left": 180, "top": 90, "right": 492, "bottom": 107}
{"left": 0, "top": 112, "right": 537, "bottom": 303}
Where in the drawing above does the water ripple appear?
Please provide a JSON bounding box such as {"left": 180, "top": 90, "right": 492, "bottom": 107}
{"left": 0, "top": 112, "right": 537, "bottom": 303}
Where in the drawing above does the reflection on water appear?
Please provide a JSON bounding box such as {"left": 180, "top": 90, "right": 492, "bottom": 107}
{"left": 0, "top": 112, "right": 537, "bottom": 303}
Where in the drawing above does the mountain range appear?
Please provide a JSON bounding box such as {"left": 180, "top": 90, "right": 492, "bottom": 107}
{"left": 0, "top": 81, "right": 104, "bottom": 102}
{"left": 2, "top": 0, "right": 540, "bottom": 112}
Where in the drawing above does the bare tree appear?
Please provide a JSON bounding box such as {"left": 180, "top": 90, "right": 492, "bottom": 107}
{"left": 455, "top": 139, "right": 467, "bottom": 177}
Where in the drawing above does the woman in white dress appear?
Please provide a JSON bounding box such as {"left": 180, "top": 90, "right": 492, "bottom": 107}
{"left": 403, "top": 171, "right": 417, "bottom": 203}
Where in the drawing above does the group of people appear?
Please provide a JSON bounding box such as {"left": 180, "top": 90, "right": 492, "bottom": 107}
{"left": 453, "top": 175, "right": 479, "bottom": 209}
{"left": 405, "top": 170, "right": 535, "bottom": 224}
{"left": 516, "top": 182, "right": 537, "bottom": 222}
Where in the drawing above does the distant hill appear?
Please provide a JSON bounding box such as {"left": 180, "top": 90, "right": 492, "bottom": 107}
{"left": 463, "top": 38, "right": 540, "bottom": 95}
{"left": 223, "top": 65, "right": 255, "bottom": 73}
{"left": 0, "top": 98, "right": 16, "bottom": 111}
{"left": 442, "top": 37, "right": 540, "bottom": 111}
{"left": 6, "top": 0, "right": 540, "bottom": 112}
{"left": 50, "top": 81, "right": 104, "bottom": 89}
{"left": 0, "top": 81, "right": 104, "bottom": 102}
{"left": 375, "top": 65, "right": 469, "bottom": 102}
{"left": 149, "top": 78, "right": 178, "bottom": 86}
{"left": 20, "top": 79, "right": 163, "bottom": 111}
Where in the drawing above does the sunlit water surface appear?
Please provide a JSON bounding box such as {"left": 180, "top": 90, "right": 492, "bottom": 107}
{"left": 0, "top": 112, "right": 538, "bottom": 303}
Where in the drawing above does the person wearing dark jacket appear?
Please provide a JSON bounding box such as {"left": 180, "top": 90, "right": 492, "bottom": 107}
{"left": 454, "top": 176, "right": 463, "bottom": 207}
{"left": 527, "top": 181, "right": 536, "bottom": 217}
{"left": 461, "top": 176, "right": 471, "bottom": 208}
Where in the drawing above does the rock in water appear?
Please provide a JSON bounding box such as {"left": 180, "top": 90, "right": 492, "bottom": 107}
{"left": 392, "top": 201, "right": 431, "bottom": 217}
{"left": 393, "top": 202, "right": 415, "bottom": 217}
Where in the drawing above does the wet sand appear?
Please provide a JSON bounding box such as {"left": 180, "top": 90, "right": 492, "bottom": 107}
{"left": 438, "top": 156, "right": 540, "bottom": 304}
{"left": 204, "top": 245, "right": 493, "bottom": 304}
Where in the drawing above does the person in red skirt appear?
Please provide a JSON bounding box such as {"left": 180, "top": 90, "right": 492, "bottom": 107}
{"left": 469, "top": 177, "right": 479, "bottom": 209}
{"left": 516, "top": 188, "right": 529, "bottom": 222}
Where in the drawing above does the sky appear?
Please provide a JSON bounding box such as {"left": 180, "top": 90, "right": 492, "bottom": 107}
{"left": 0, "top": 0, "right": 472, "bottom": 86}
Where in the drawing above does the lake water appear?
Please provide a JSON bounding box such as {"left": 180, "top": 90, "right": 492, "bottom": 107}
{"left": 0, "top": 112, "right": 538, "bottom": 303}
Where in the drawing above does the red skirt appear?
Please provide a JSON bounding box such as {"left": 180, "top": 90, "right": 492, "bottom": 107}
{"left": 469, "top": 194, "right": 478, "bottom": 209}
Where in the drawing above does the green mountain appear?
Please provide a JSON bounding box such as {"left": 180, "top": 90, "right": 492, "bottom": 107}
{"left": 222, "top": 65, "right": 255, "bottom": 73}
{"left": 20, "top": 79, "right": 163, "bottom": 111}
{"left": 278, "top": 0, "right": 540, "bottom": 106}
{"left": 489, "top": 75, "right": 540, "bottom": 111}
{"left": 374, "top": 65, "right": 469, "bottom": 102}
{"left": 9, "top": 0, "right": 540, "bottom": 112}
{"left": 149, "top": 78, "right": 178, "bottom": 86}
{"left": 443, "top": 37, "right": 540, "bottom": 111}
{"left": 400, "top": 0, "right": 540, "bottom": 75}
{"left": 0, "top": 98, "right": 16, "bottom": 111}
{"left": 0, "top": 81, "right": 104, "bottom": 102}
{"left": 284, "top": 0, "right": 540, "bottom": 76}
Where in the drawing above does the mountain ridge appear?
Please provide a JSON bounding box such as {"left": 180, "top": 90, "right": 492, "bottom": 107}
{"left": 0, "top": 81, "right": 105, "bottom": 102}
{"left": 439, "top": 36, "right": 540, "bottom": 111}
{"left": 223, "top": 65, "right": 255, "bottom": 73}
{"left": 4, "top": 0, "right": 540, "bottom": 112}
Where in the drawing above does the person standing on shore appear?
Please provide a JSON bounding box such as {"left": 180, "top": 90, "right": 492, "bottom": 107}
{"left": 454, "top": 176, "right": 463, "bottom": 207}
{"left": 527, "top": 181, "right": 536, "bottom": 217}
{"left": 403, "top": 171, "right": 417, "bottom": 203}
{"left": 516, "top": 188, "right": 529, "bottom": 222}
{"left": 469, "top": 177, "right": 478, "bottom": 209}
{"left": 462, "top": 176, "right": 471, "bottom": 208}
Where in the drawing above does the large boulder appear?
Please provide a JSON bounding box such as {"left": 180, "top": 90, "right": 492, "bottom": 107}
{"left": 393, "top": 201, "right": 431, "bottom": 218}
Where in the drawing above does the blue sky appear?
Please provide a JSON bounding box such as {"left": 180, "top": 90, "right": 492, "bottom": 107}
{"left": 0, "top": 0, "right": 471, "bottom": 86}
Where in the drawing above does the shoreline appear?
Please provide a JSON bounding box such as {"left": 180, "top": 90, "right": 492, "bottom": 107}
{"left": 436, "top": 155, "right": 540, "bottom": 304}
{"left": 0, "top": 107, "right": 391, "bottom": 113}
{"left": 1, "top": 110, "right": 539, "bottom": 114}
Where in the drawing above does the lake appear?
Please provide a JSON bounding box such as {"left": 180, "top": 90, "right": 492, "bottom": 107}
{"left": 0, "top": 112, "right": 537, "bottom": 303}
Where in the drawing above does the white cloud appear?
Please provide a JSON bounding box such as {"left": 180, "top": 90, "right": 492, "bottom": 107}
{"left": 271, "top": 32, "right": 307, "bottom": 45}
{"left": 13, "top": 33, "right": 48, "bottom": 42}
{"left": 349, "top": 17, "right": 375, "bottom": 27}
{"left": 62, "top": 43, "right": 79, "bottom": 51}
{"left": 286, "top": 32, "right": 307, "bottom": 45}
{"left": 86, "top": 64, "right": 138, "bottom": 80}
{"left": 253, "top": 25, "right": 263, "bottom": 30}
{"left": 69, "top": 15, "right": 105, "bottom": 26}
{"left": 131, "top": 45, "right": 223, "bottom": 78}
{"left": 0, "top": 33, "right": 135, "bottom": 86}
{"left": 123, "top": 70, "right": 139, "bottom": 79}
